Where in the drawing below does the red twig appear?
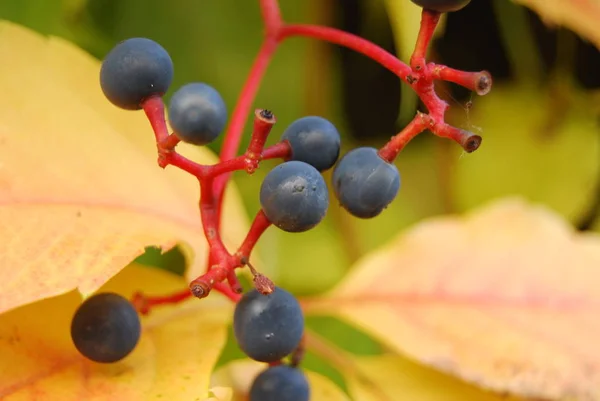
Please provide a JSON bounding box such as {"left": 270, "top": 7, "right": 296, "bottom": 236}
{"left": 410, "top": 10, "right": 441, "bottom": 71}
{"left": 279, "top": 24, "right": 412, "bottom": 82}
{"left": 378, "top": 113, "right": 432, "bottom": 162}
{"left": 214, "top": 39, "right": 279, "bottom": 211}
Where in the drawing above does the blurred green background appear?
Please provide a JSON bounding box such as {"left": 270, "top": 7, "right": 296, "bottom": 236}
{"left": 3, "top": 0, "right": 599, "bottom": 390}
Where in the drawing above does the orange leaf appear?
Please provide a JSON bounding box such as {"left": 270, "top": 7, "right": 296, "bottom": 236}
{"left": 0, "top": 264, "right": 233, "bottom": 400}
{"left": 304, "top": 198, "right": 600, "bottom": 400}
{"left": 513, "top": 0, "right": 600, "bottom": 49}
{"left": 0, "top": 21, "right": 249, "bottom": 314}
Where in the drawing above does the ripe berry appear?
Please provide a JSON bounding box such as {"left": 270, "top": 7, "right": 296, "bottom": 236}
{"left": 233, "top": 287, "right": 304, "bottom": 362}
{"left": 168, "top": 83, "right": 228, "bottom": 146}
{"left": 332, "top": 147, "right": 400, "bottom": 218}
{"left": 281, "top": 116, "right": 341, "bottom": 172}
{"left": 410, "top": 0, "right": 471, "bottom": 12}
{"left": 100, "top": 38, "right": 174, "bottom": 110}
{"left": 71, "top": 292, "right": 141, "bottom": 363}
{"left": 260, "top": 161, "right": 329, "bottom": 232}
{"left": 249, "top": 365, "right": 310, "bottom": 401}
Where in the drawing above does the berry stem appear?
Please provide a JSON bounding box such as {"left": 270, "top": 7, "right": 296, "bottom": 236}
{"left": 430, "top": 64, "right": 493, "bottom": 95}
{"left": 378, "top": 112, "right": 432, "bottom": 162}
{"left": 244, "top": 109, "right": 277, "bottom": 173}
{"left": 260, "top": 0, "right": 283, "bottom": 34}
{"left": 236, "top": 209, "right": 273, "bottom": 262}
{"left": 410, "top": 9, "right": 441, "bottom": 71}
{"left": 132, "top": 289, "right": 193, "bottom": 315}
{"left": 204, "top": 141, "right": 291, "bottom": 179}
{"left": 280, "top": 24, "right": 412, "bottom": 81}
{"left": 142, "top": 96, "right": 169, "bottom": 143}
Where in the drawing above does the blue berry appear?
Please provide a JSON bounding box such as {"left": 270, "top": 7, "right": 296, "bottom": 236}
{"left": 332, "top": 147, "right": 400, "bottom": 218}
{"left": 233, "top": 287, "right": 304, "bottom": 362}
{"left": 168, "top": 83, "right": 228, "bottom": 146}
{"left": 260, "top": 161, "right": 329, "bottom": 232}
{"left": 71, "top": 292, "right": 141, "bottom": 363}
{"left": 249, "top": 365, "right": 310, "bottom": 401}
{"left": 410, "top": 0, "right": 471, "bottom": 12}
{"left": 100, "top": 38, "right": 174, "bottom": 110}
{"left": 281, "top": 116, "right": 341, "bottom": 171}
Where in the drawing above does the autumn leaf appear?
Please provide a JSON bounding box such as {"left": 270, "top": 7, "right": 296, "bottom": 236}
{"left": 211, "top": 359, "right": 350, "bottom": 401}
{"left": 0, "top": 264, "right": 234, "bottom": 400}
{"left": 303, "top": 197, "right": 600, "bottom": 400}
{"left": 345, "top": 354, "right": 512, "bottom": 401}
{"left": 512, "top": 0, "right": 600, "bottom": 49}
{"left": 0, "top": 21, "right": 250, "bottom": 314}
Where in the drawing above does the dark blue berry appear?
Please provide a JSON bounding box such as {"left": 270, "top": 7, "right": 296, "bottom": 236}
{"left": 70, "top": 292, "right": 141, "bottom": 363}
{"left": 249, "top": 365, "right": 310, "bottom": 401}
{"left": 100, "top": 38, "right": 173, "bottom": 110}
{"left": 233, "top": 287, "right": 304, "bottom": 362}
{"left": 332, "top": 147, "right": 400, "bottom": 218}
{"left": 281, "top": 116, "right": 341, "bottom": 172}
{"left": 410, "top": 0, "right": 471, "bottom": 12}
{"left": 260, "top": 161, "right": 329, "bottom": 232}
{"left": 168, "top": 83, "right": 228, "bottom": 146}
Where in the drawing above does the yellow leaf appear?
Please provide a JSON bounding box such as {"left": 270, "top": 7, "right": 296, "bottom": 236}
{"left": 0, "top": 21, "right": 249, "bottom": 314}
{"left": 0, "top": 264, "right": 233, "bottom": 400}
{"left": 512, "top": 0, "right": 600, "bottom": 49}
{"left": 304, "top": 197, "right": 600, "bottom": 400}
{"left": 211, "top": 359, "right": 350, "bottom": 401}
{"left": 346, "top": 354, "right": 512, "bottom": 401}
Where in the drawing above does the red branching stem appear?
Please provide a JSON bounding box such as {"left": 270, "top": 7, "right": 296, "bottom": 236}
{"left": 433, "top": 124, "right": 482, "bottom": 153}
{"left": 378, "top": 113, "right": 432, "bottom": 162}
{"left": 262, "top": 140, "right": 292, "bottom": 160}
{"left": 204, "top": 141, "right": 291, "bottom": 179}
{"left": 244, "top": 109, "right": 277, "bottom": 173}
{"left": 260, "top": 0, "right": 282, "bottom": 34}
{"left": 162, "top": 152, "right": 204, "bottom": 176}
{"left": 132, "top": 0, "right": 494, "bottom": 313}
{"left": 132, "top": 289, "right": 192, "bottom": 315}
{"left": 410, "top": 10, "right": 441, "bottom": 71}
{"left": 214, "top": 38, "right": 279, "bottom": 208}
{"left": 280, "top": 24, "right": 412, "bottom": 81}
{"left": 430, "top": 64, "right": 493, "bottom": 95}
{"left": 199, "top": 178, "right": 229, "bottom": 258}
{"left": 236, "top": 209, "right": 272, "bottom": 262}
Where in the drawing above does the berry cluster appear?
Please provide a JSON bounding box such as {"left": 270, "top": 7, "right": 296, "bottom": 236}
{"left": 70, "top": 0, "right": 490, "bottom": 399}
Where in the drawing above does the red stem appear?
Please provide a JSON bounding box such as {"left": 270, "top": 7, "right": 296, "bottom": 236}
{"left": 260, "top": 0, "right": 282, "bottom": 34}
{"left": 378, "top": 113, "right": 432, "bottom": 162}
{"left": 244, "top": 109, "right": 277, "bottom": 173}
{"left": 410, "top": 10, "right": 441, "bottom": 71}
{"left": 204, "top": 141, "right": 291, "bottom": 179}
{"left": 430, "top": 64, "right": 493, "bottom": 95}
{"left": 214, "top": 38, "right": 279, "bottom": 210}
{"left": 236, "top": 209, "right": 273, "bottom": 261}
{"left": 280, "top": 24, "right": 412, "bottom": 81}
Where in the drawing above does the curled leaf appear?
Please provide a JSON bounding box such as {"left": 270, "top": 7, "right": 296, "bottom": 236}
{"left": 305, "top": 198, "right": 600, "bottom": 400}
